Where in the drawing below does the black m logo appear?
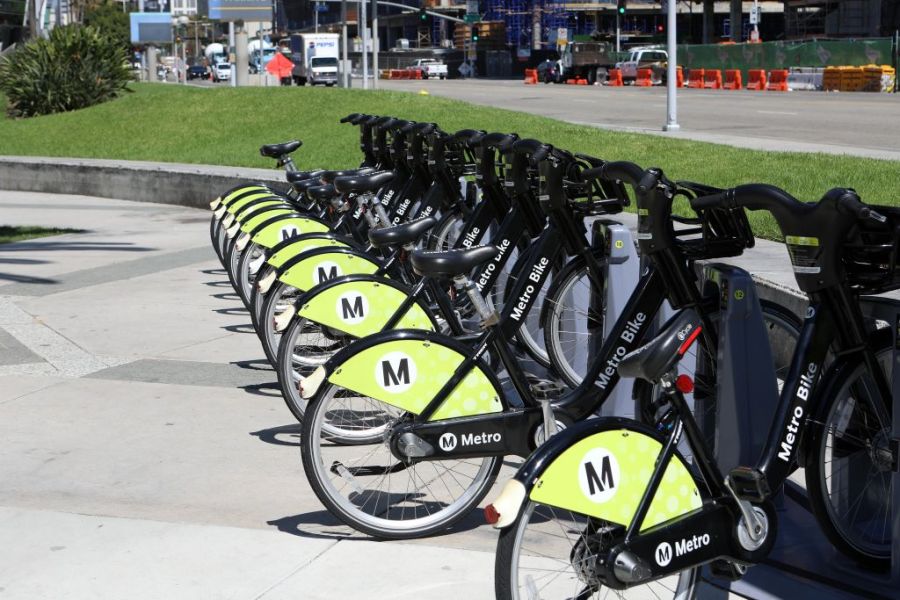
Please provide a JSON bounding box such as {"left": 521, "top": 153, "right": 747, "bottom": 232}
{"left": 584, "top": 456, "right": 615, "bottom": 496}
{"left": 317, "top": 265, "right": 339, "bottom": 283}
{"left": 341, "top": 295, "right": 365, "bottom": 320}
{"left": 381, "top": 358, "right": 410, "bottom": 387}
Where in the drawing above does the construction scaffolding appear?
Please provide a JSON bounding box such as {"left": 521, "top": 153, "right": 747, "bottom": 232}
{"left": 484, "top": 0, "right": 573, "bottom": 49}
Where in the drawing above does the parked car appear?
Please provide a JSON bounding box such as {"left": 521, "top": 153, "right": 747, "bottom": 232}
{"left": 187, "top": 65, "right": 210, "bottom": 80}
{"left": 412, "top": 58, "right": 448, "bottom": 80}
{"left": 536, "top": 59, "right": 561, "bottom": 84}
{"left": 212, "top": 62, "right": 231, "bottom": 82}
{"left": 615, "top": 47, "right": 668, "bottom": 84}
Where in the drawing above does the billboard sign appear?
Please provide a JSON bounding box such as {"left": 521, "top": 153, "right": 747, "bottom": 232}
{"left": 209, "top": 0, "right": 271, "bottom": 21}
{"left": 130, "top": 12, "right": 174, "bottom": 44}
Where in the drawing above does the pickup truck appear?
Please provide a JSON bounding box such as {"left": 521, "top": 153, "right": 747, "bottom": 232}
{"left": 413, "top": 59, "right": 448, "bottom": 80}
{"left": 615, "top": 47, "right": 668, "bottom": 84}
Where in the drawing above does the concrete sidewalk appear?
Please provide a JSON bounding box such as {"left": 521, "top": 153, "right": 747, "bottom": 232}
{"left": 0, "top": 190, "right": 838, "bottom": 599}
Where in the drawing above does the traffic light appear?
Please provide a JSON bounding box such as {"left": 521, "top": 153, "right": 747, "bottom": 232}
{"left": 419, "top": 6, "right": 427, "bottom": 21}
{"left": 616, "top": 0, "right": 626, "bottom": 15}
{"left": 656, "top": 24, "right": 664, "bottom": 33}
{"left": 471, "top": 27, "right": 479, "bottom": 42}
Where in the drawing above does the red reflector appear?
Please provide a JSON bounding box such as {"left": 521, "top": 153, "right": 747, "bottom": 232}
{"left": 677, "top": 326, "right": 702, "bottom": 355}
{"left": 675, "top": 374, "right": 694, "bottom": 393}
{"left": 484, "top": 504, "right": 500, "bottom": 524}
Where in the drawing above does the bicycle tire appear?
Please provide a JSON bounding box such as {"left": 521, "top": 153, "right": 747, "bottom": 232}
{"left": 805, "top": 341, "right": 893, "bottom": 568}
{"left": 495, "top": 500, "right": 701, "bottom": 600}
{"left": 300, "top": 381, "right": 503, "bottom": 539}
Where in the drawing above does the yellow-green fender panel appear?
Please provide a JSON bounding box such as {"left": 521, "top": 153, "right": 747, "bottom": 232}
{"left": 252, "top": 217, "right": 331, "bottom": 248}
{"left": 230, "top": 198, "right": 286, "bottom": 221}
{"left": 279, "top": 251, "right": 379, "bottom": 291}
{"left": 239, "top": 208, "right": 295, "bottom": 234}
{"left": 267, "top": 238, "right": 350, "bottom": 269}
{"left": 328, "top": 339, "right": 502, "bottom": 421}
{"left": 226, "top": 192, "right": 282, "bottom": 216}
{"left": 222, "top": 185, "right": 271, "bottom": 206}
{"left": 298, "top": 280, "right": 435, "bottom": 338}
{"left": 529, "top": 429, "right": 702, "bottom": 531}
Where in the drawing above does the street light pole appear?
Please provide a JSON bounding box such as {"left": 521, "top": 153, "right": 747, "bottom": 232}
{"left": 372, "top": 0, "right": 379, "bottom": 89}
{"left": 361, "top": 0, "right": 369, "bottom": 89}
{"left": 663, "top": 0, "right": 679, "bottom": 131}
{"left": 341, "top": 0, "right": 349, "bottom": 87}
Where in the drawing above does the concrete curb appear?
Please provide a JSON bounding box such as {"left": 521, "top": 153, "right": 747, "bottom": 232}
{"left": 0, "top": 156, "right": 286, "bottom": 210}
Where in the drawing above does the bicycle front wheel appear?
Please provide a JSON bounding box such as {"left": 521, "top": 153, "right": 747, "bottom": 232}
{"left": 806, "top": 344, "right": 893, "bottom": 568}
{"left": 301, "top": 383, "right": 502, "bottom": 539}
{"left": 495, "top": 501, "right": 699, "bottom": 600}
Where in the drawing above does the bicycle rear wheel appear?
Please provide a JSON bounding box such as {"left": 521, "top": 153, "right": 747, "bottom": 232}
{"left": 301, "top": 383, "right": 502, "bottom": 539}
{"left": 495, "top": 501, "right": 699, "bottom": 600}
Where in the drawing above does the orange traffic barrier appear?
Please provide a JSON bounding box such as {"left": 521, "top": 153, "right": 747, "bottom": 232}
{"left": 635, "top": 68, "right": 654, "bottom": 87}
{"left": 565, "top": 79, "right": 577, "bottom": 85}
{"left": 413, "top": 68, "right": 423, "bottom": 80}
{"left": 576, "top": 78, "right": 588, "bottom": 85}
{"left": 676, "top": 66, "right": 684, "bottom": 88}
{"left": 746, "top": 69, "right": 767, "bottom": 90}
{"left": 607, "top": 68, "right": 623, "bottom": 86}
{"left": 723, "top": 69, "right": 743, "bottom": 90}
{"left": 703, "top": 69, "right": 722, "bottom": 89}
{"left": 687, "top": 68, "right": 705, "bottom": 88}
{"left": 767, "top": 69, "right": 789, "bottom": 91}
{"left": 524, "top": 68, "right": 538, "bottom": 84}
{"left": 389, "top": 69, "right": 402, "bottom": 80}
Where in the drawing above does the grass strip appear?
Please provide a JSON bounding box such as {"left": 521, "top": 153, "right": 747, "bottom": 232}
{"left": 2, "top": 84, "right": 897, "bottom": 239}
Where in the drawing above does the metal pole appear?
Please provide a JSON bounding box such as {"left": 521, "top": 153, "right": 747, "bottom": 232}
{"left": 341, "top": 0, "right": 349, "bottom": 87}
{"left": 372, "top": 0, "right": 378, "bottom": 89}
{"left": 181, "top": 33, "right": 186, "bottom": 83}
{"left": 229, "top": 21, "right": 236, "bottom": 87}
{"left": 663, "top": 0, "right": 679, "bottom": 130}
{"left": 361, "top": 0, "right": 369, "bottom": 89}
{"left": 615, "top": 13, "right": 620, "bottom": 52}
{"left": 315, "top": 1, "right": 319, "bottom": 33}
{"left": 195, "top": 19, "right": 199, "bottom": 59}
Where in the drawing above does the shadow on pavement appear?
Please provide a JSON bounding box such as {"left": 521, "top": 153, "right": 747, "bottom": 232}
{"left": 201, "top": 268, "right": 228, "bottom": 276}
{"left": 0, "top": 272, "right": 59, "bottom": 285}
{"left": 232, "top": 359, "right": 273, "bottom": 371}
{"left": 0, "top": 241, "right": 154, "bottom": 252}
{"left": 250, "top": 423, "right": 301, "bottom": 447}
{"left": 213, "top": 306, "right": 248, "bottom": 316}
{"left": 267, "top": 511, "right": 359, "bottom": 541}
{"left": 239, "top": 380, "right": 281, "bottom": 397}
{"left": 203, "top": 280, "right": 233, "bottom": 288}
{"left": 0, "top": 257, "right": 51, "bottom": 265}
{"left": 211, "top": 292, "right": 241, "bottom": 301}
{"left": 223, "top": 323, "right": 256, "bottom": 334}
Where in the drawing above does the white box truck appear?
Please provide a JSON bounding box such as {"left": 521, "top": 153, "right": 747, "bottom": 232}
{"left": 289, "top": 33, "right": 339, "bottom": 86}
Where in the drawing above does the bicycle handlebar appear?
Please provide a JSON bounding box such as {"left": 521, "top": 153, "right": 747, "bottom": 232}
{"left": 340, "top": 113, "right": 360, "bottom": 123}
{"left": 481, "top": 132, "right": 518, "bottom": 151}
{"left": 581, "top": 161, "right": 645, "bottom": 186}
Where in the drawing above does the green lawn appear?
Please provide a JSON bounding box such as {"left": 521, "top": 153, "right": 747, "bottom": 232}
{"left": 1, "top": 83, "right": 898, "bottom": 238}
{"left": 0, "top": 225, "right": 81, "bottom": 244}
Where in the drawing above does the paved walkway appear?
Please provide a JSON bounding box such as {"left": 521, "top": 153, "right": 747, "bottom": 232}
{"left": 1, "top": 190, "right": 860, "bottom": 599}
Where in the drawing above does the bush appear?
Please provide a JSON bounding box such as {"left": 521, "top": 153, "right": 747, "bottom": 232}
{"left": 0, "top": 24, "right": 132, "bottom": 118}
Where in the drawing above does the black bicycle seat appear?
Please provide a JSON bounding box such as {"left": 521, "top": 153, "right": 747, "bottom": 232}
{"left": 334, "top": 171, "right": 394, "bottom": 194}
{"left": 618, "top": 309, "right": 703, "bottom": 383}
{"left": 368, "top": 217, "right": 436, "bottom": 249}
{"left": 410, "top": 245, "right": 499, "bottom": 278}
{"left": 292, "top": 178, "right": 324, "bottom": 194}
{"left": 307, "top": 184, "right": 338, "bottom": 201}
{"left": 260, "top": 140, "right": 301, "bottom": 158}
{"left": 286, "top": 170, "right": 325, "bottom": 184}
{"left": 321, "top": 167, "right": 375, "bottom": 183}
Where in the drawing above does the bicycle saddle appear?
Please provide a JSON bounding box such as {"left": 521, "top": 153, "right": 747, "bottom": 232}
{"left": 292, "top": 178, "right": 325, "bottom": 194}
{"left": 368, "top": 216, "right": 437, "bottom": 249}
{"left": 410, "top": 245, "right": 499, "bottom": 278}
{"left": 334, "top": 171, "right": 395, "bottom": 194}
{"left": 618, "top": 309, "right": 703, "bottom": 383}
{"left": 260, "top": 140, "right": 301, "bottom": 158}
{"left": 286, "top": 169, "right": 325, "bottom": 184}
{"left": 321, "top": 167, "right": 376, "bottom": 184}
{"left": 307, "top": 184, "right": 338, "bottom": 201}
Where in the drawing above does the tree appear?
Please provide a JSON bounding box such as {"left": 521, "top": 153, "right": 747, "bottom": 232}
{"left": 84, "top": 1, "right": 131, "bottom": 49}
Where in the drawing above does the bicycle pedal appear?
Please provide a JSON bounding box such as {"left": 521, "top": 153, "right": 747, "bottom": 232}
{"left": 529, "top": 379, "right": 567, "bottom": 401}
{"left": 727, "top": 467, "right": 770, "bottom": 503}
{"left": 709, "top": 559, "right": 748, "bottom": 581}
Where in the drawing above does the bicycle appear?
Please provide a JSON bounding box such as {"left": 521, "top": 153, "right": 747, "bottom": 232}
{"left": 488, "top": 176, "right": 898, "bottom": 599}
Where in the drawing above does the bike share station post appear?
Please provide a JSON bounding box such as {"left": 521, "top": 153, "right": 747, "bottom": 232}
{"left": 694, "top": 269, "right": 900, "bottom": 598}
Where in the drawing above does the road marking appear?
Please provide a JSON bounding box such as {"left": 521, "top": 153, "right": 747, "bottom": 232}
{"left": 757, "top": 110, "right": 798, "bottom": 116}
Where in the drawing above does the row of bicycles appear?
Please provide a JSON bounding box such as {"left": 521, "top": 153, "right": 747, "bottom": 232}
{"left": 207, "top": 113, "right": 899, "bottom": 598}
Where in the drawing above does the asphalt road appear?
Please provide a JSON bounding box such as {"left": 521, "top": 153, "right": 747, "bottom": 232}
{"left": 380, "top": 78, "right": 900, "bottom": 160}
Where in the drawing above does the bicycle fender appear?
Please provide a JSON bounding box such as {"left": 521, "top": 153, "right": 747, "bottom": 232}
{"left": 227, "top": 192, "right": 285, "bottom": 217}
{"left": 238, "top": 208, "right": 295, "bottom": 235}
{"left": 277, "top": 248, "right": 380, "bottom": 292}
{"left": 491, "top": 418, "right": 701, "bottom": 531}
{"left": 231, "top": 197, "right": 290, "bottom": 222}
{"left": 305, "top": 330, "right": 503, "bottom": 421}
{"left": 297, "top": 275, "right": 436, "bottom": 338}
{"left": 266, "top": 235, "right": 351, "bottom": 270}
{"left": 213, "top": 184, "right": 273, "bottom": 209}
{"left": 247, "top": 215, "right": 332, "bottom": 248}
